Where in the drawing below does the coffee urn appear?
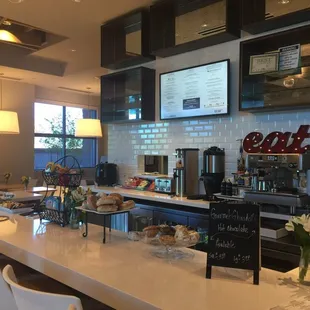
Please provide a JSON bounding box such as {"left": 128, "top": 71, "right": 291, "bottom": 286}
{"left": 173, "top": 148, "right": 199, "bottom": 197}
{"left": 201, "top": 146, "right": 225, "bottom": 198}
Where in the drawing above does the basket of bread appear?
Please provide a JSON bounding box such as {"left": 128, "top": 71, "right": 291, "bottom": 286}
{"left": 142, "top": 224, "right": 200, "bottom": 248}
{"left": 83, "top": 192, "right": 135, "bottom": 213}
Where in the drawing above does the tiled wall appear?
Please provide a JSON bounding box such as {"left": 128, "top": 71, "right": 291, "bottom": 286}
{"left": 107, "top": 27, "right": 310, "bottom": 186}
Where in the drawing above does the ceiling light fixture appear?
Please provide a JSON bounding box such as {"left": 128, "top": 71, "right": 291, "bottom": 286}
{"left": 278, "top": 0, "right": 291, "bottom": 4}
{"left": 0, "top": 79, "right": 20, "bottom": 134}
{"left": 71, "top": 49, "right": 77, "bottom": 52}
{"left": 75, "top": 88, "right": 102, "bottom": 138}
{"left": 8, "top": 0, "right": 24, "bottom": 3}
{"left": 72, "top": 0, "right": 81, "bottom": 2}
{"left": 3, "top": 20, "right": 12, "bottom": 26}
{"left": 0, "top": 30, "right": 21, "bottom": 44}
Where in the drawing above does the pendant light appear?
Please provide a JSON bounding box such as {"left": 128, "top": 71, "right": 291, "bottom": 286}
{"left": 0, "top": 79, "right": 20, "bottom": 134}
{"left": 75, "top": 88, "right": 102, "bottom": 138}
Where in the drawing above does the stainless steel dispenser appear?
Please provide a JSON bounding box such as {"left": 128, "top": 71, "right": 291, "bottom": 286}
{"left": 173, "top": 148, "right": 199, "bottom": 197}
{"left": 201, "top": 146, "right": 225, "bottom": 198}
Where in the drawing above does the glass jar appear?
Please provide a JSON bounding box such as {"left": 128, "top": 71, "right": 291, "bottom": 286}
{"left": 299, "top": 246, "right": 310, "bottom": 285}
{"left": 69, "top": 207, "right": 79, "bottom": 230}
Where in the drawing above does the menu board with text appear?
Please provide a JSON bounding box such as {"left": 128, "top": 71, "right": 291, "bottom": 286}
{"left": 160, "top": 60, "right": 229, "bottom": 120}
{"left": 206, "top": 203, "right": 260, "bottom": 285}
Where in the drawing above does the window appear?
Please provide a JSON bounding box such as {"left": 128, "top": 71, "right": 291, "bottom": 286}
{"left": 34, "top": 102, "right": 98, "bottom": 170}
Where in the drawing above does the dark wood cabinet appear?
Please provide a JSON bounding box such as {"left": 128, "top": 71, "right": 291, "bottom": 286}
{"left": 240, "top": 24, "right": 310, "bottom": 112}
{"left": 101, "top": 9, "right": 155, "bottom": 69}
{"left": 150, "top": 0, "right": 241, "bottom": 57}
{"left": 242, "top": 0, "right": 310, "bottom": 34}
{"left": 100, "top": 67, "right": 155, "bottom": 123}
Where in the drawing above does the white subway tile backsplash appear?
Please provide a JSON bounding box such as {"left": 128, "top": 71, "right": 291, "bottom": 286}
{"left": 107, "top": 33, "right": 310, "bottom": 183}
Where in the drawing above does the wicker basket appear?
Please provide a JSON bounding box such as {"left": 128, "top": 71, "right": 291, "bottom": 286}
{"left": 42, "top": 172, "right": 82, "bottom": 187}
{"left": 39, "top": 208, "right": 69, "bottom": 227}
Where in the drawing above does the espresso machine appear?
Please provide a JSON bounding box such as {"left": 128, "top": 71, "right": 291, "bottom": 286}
{"left": 173, "top": 148, "right": 199, "bottom": 197}
{"left": 201, "top": 146, "right": 225, "bottom": 199}
{"left": 245, "top": 153, "right": 310, "bottom": 213}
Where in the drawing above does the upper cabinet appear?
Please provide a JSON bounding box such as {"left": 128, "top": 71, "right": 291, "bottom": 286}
{"left": 240, "top": 25, "right": 310, "bottom": 112}
{"left": 150, "top": 0, "right": 241, "bottom": 58}
{"left": 242, "top": 0, "right": 310, "bottom": 34}
{"left": 101, "top": 9, "right": 155, "bottom": 69}
{"left": 101, "top": 67, "right": 155, "bottom": 124}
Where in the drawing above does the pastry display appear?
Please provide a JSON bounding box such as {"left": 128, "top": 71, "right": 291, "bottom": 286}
{"left": 82, "top": 192, "right": 135, "bottom": 213}
{"left": 142, "top": 224, "right": 200, "bottom": 248}
{"left": 143, "top": 225, "right": 160, "bottom": 238}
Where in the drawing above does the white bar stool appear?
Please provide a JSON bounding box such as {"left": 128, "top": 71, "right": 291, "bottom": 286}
{"left": 2, "top": 265, "right": 83, "bottom": 310}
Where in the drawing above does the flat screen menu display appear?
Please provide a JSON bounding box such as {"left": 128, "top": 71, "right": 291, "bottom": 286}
{"left": 160, "top": 60, "right": 229, "bottom": 120}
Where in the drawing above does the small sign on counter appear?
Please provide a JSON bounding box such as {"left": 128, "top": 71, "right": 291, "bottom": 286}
{"left": 206, "top": 203, "right": 260, "bottom": 285}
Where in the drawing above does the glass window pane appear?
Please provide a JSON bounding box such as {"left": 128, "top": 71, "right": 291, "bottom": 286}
{"left": 35, "top": 102, "right": 63, "bottom": 134}
{"left": 66, "top": 106, "right": 97, "bottom": 135}
{"left": 66, "top": 138, "right": 96, "bottom": 168}
{"left": 34, "top": 137, "right": 64, "bottom": 170}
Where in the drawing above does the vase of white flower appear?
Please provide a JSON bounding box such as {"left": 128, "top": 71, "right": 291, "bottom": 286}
{"left": 68, "top": 187, "right": 86, "bottom": 230}
{"left": 299, "top": 246, "right": 310, "bottom": 284}
{"left": 286, "top": 214, "right": 310, "bottom": 285}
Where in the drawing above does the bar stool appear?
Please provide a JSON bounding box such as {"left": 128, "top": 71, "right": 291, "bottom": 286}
{"left": 0, "top": 264, "right": 18, "bottom": 310}
{"left": 2, "top": 265, "right": 83, "bottom": 310}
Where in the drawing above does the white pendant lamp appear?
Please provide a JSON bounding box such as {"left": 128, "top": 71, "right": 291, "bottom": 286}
{"left": 75, "top": 88, "right": 102, "bottom": 138}
{"left": 0, "top": 79, "right": 20, "bottom": 134}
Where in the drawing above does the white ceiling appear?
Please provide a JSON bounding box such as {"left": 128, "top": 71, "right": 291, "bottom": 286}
{"left": 0, "top": 0, "right": 153, "bottom": 94}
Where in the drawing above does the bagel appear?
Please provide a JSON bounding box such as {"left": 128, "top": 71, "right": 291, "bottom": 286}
{"left": 119, "top": 200, "right": 135, "bottom": 210}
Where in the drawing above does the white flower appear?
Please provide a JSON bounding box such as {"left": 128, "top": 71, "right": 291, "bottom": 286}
{"left": 304, "top": 218, "right": 310, "bottom": 233}
{"left": 293, "top": 214, "right": 309, "bottom": 225}
{"left": 285, "top": 220, "right": 295, "bottom": 232}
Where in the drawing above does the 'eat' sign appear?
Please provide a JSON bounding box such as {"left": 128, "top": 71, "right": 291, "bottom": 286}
{"left": 243, "top": 125, "right": 310, "bottom": 154}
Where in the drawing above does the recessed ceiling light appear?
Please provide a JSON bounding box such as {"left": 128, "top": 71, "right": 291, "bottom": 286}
{"left": 71, "top": 49, "right": 77, "bottom": 52}
{"left": 8, "top": 0, "right": 24, "bottom": 3}
{"left": 278, "top": 0, "right": 290, "bottom": 4}
{"left": 3, "top": 20, "right": 11, "bottom": 26}
{"left": 72, "top": 0, "right": 81, "bottom": 2}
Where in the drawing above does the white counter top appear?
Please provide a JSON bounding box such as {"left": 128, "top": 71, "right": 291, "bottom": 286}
{"left": 87, "top": 186, "right": 210, "bottom": 210}
{"left": 0, "top": 213, "right": 302, "bottom": 310}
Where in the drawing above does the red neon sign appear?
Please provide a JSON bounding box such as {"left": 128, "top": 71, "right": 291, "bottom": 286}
{"left": 243, "top": 125, "right": 310, "bottom": 154}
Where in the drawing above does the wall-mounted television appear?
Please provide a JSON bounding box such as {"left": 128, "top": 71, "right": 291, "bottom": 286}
{"left": 160, "top": 59, "right": 230, "bottom": 120}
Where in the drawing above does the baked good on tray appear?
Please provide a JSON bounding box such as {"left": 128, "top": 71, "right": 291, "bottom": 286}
{"left": 119, "top": 200, "right": 135, "bottom": 211}
{"left": 97, "top": 205, "right": 118, "bottom": 212}
{"left": 96, "top": 197, "right": 116, "bottom": 207}
{"left": 143, "top": 225, "right": 160, "bottom": 238}
{"left": 175, "top": 225, "right": 190, "bottom": 242}
{"left": 158, "top": 224, "right": 175, "bottom": 236}
{"left": 159, "top": 235, "right": 176, "bottom": 246}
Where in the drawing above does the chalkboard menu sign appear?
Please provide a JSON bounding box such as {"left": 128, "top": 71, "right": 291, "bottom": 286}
{"left": 206, "top": 203, "right": 260, "bottom": 285}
